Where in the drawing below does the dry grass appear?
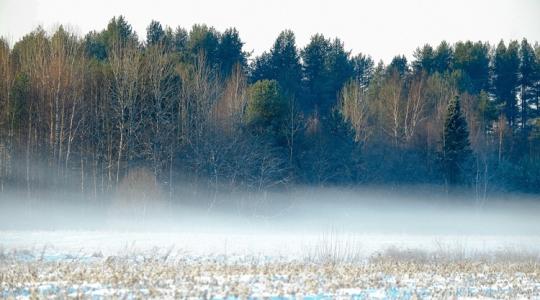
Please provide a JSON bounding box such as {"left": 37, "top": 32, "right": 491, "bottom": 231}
{"left": 303, "top": 231, "right": 363, "bottom": 265}
{"left": 1, "top": 245, "right": 539, "bottom": 299}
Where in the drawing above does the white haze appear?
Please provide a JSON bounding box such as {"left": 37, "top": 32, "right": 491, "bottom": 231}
{"left": 1, "top": 186, "right": 540, "bottom": 258}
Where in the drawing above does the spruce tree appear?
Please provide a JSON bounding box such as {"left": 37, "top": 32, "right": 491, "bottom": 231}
{"left": 442, "top": 95, "right": 471, "bottom": 185}
{"left": 146, "top": 20, "right": 165, "bottom": 46}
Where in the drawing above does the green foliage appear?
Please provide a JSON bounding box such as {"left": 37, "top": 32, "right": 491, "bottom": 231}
{"left": 183, "top": 25, "right": 247, "bottom": 77}
{"left": 413, "top": 42, "right": 455, "bottom": 75}
{"left": 217, "top": 28, "right": 247, "bottom": 77}
{"left": 453, "top": 41, "right": 490, "bottom": 94}
{"left": 250, "top": 52, "right": 272, "bottom": 83}
{"left": 270, "top": 30, "right": 303, "bottom": 97}
{"left": 246, "top": 80, "right": 287, "bottom": 138}
{"left": 3, "top": 22, "right": 540, "bottom": 193}
{"left": 146, "top": 20, "right": 165, "bottom": 46}
{"left": 493, "top": 40, "right": 520, "bottom": 127}
{"left": 106, "top": 16, "right": 138, "bottom": 46}
{"left": 413, "top": 44, "right": 434, "bottom": 73}
{"left": 302, "top": 34, "right": 329, "bottom": 107}
{"left": 433, "top": 41, "right": 453, "bottom": 74}
{"left": 302, "top": 34, "right": 354, "bottom": 112}
{"left": 520, "top": 39, "right": 537, "bottom": 91}
{"left": 519, "top": 38, "right": 538, "bottom": 129}
{"left": 477, "top": 91, "right": 498, "bottom": 127}
{"left": 251, "top": 30, "right": 302, "bottom": 98}
{"left": 187, "top": 24, "right": 220, "bottom": 67}
{"left": 387, "top": 55, "right": 409, "bottom": 77}
{"left": 325, "top": 39, "right": 354, "bottom": 107}
{"left": 83, "top": 16, "right": 139, "bottom": 60}
{"left": 351, "top": 53, "right": 374, "bottom": 89}
{"left": 84, "top": 31, "right": 107, "bottom": 60}
{"left": 172, "top": 27, "right": 188, "bottom": 53}
{"left": 441, "top": 95, "right": 471, "bottom": 185}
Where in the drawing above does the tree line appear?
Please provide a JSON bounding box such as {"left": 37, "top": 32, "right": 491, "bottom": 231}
{"left": 0, "top": 16, "right": 539, "bottom": 201}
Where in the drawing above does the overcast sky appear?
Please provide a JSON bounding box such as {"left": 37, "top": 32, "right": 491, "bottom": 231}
{"left": 1, "top": 0, "right": 539, "bottom": 63}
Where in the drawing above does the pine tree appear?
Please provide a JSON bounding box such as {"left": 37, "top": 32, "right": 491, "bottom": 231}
{"left": 249, "top": 30, "right": 302, "bottom": 99}
{"left": 387, "top": 55, "right": 409, "bottom": 78}
{"left": 453, "top": 41, "right": 490, "bottom": 94}
{"left": 269, "top": 30, "right": 303, "bottom": 98}
{"left": 441, "top": 95, "right": 471, "bottom": 185}
{"left": 146, "top": 20, "right": 165, "bottom": 46}
{"left": 217, "top": 28, "right": 247, "bottom": 77}
{"left": 302, "top": 34, "right": 330, "bottom": 110}
{"left": 301, "top": 35, "right": 353, "bottom": 113}
{"left": 351, "top": 53, "right": 374, "bottom": 89}
{"left": 493, "top": 40, "right": 519, "bottom": 128}
{"left": 412, "top": 44, "right": 434, "bottom": 74}
{"left": 433, "top": 41, "right": 453, "bottom": 74}
{"left": 519, "top": 38, "right": 537, "bottom": 131}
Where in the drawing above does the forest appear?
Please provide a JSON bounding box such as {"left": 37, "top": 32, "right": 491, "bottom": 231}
{"left": 0, "top": 16, "right": 539, "bottom": 200}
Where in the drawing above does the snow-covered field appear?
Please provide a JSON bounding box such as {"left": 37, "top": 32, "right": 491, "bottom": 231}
{"left": 1, "top": 247, "right": 539, "bottom": 299}
{"left": 1, "top": 230, "right": 540, "bottom": 299}
{"left": 2, "top": 189, "right": 540, "bottom": 299}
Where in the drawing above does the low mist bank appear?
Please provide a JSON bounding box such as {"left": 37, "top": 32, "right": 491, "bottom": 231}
{"left": 1, "top": 185, "right": 539, "bottom": 236}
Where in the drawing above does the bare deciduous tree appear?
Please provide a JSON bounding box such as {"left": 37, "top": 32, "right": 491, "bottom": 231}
{"left": 340, "top": 79, "right": 370, "bottom": 144}
{"left": 0, "top": 38, "right": 13, "bottom": 191}
{"left": 109, "top": 38, "right": 142, "bottom": 184}
{"left": 403, "top": 73, "right": 428, "bottom": 144}
{"left": 379, "top": 71, "right": 403, "bottom": 147}
{"left": 142, "top": 42, "right": 178, "bottom": 189}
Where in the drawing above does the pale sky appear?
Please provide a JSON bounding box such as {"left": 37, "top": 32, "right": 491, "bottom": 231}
{"left": 0, "top": 0, "right": 539, "bottom": 63}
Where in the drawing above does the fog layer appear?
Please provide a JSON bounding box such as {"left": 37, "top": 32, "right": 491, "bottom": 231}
{"left": 1, "top": 186, "right": 539, "bottom": 234}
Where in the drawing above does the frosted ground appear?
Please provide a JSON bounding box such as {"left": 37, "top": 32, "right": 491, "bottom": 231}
{"left": 1, "top": 187, "right": 540, "bottom": 299}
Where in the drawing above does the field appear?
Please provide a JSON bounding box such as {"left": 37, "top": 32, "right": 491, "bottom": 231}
{"left": 1, "top": 231, "right": 540, "bottom": 299}
{"left": 2, "top": 189, "right": 540, "bottom": 299}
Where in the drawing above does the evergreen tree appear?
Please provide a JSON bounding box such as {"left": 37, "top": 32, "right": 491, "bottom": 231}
{"left": 413, "top": 41, "right": 454, "bottom": 75}
{"left": 519, "top": 38, "right": 538, "bottom": 131}
{"left": 172, "top": 27, "right": 188, "bottom": 53}
{"left": 493, "top": 40, "right": 520, "bottom": 128}
{"left": 387, "top": 55, "right": 409, "bottom": 78}
{"left": 146, "top": 20, "right": 165, "bottom": 46}
{"left": 250, "top": 52, "right": 273, "bottom": 82}
{"left": 412, "top": 44, "right": 434, "bottom": 74}
{"left": 187, "top": 24, "right": 220, "bottom": 69}
{"left": 269, "top": 30, "right": 303, "bottom": 98}
{"left": 301, "top": 34, "right": 353, "bottom": 112}
{"left": 217, "top": 28, "right": 247, "bottom": 77}
{"left": 302, "top": 34, "right": 330, "bottom": 110}
{"left": 249, "top": 30, "right": 302, "bottom": 100}
{"left": 84, "top": 31, "right": 107, "bottom": 60}
{"left": 105, "top": 15, "right": 138, "bottom": 48}
{"left": 325, "top": 38, "right": 354, "bottom": 110}
{"left": 433, "top": 41, "right": 453, "bottom": 74}
{"left": 453, "top": 41, "right": 490, "bottom": 94}
{"left": 441, "top": 95, "right": 471, "bottom": 185}
{"left": 351, "top": 53, "right": 374, "bottom": 89}
{"left": 3, "top": 22, "right": 540, "bottom": 192}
